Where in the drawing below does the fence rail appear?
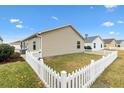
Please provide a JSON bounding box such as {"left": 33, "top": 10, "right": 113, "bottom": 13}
{"left": 105, "top": 47, "right": 124, "bottom": 50}
{"left": 25, "top": 50, "right": 118, "bottom": 88}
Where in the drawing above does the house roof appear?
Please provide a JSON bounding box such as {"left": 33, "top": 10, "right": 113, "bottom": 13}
{"left": 116, "top": 40, "right": 124, "bottom": 44}
{"left": 22, "top": 24, "right": 84, "bottom": 41}
{"left": 85, "top": 36, "right": 103, "bottom": 43}
{"left": 103, "top": 39, "right": 116, "bottom": 44}
{"left": 10, "top": 40, "right": 21, "bottom": 45}
{"left": 0, "top": 36, "right": 3, "bottom": 41}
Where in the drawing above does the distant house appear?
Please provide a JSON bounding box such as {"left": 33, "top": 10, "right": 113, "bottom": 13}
{"left": 0, "top": 36, "right": 3, "bottom": 44}
{"left": 84, "top": 36, "right": 104, "bottom": 51}
{"left": 116, "top": 40, "right": 124, "bottom": 48}
{"left": 103, "top": 39, "right": 116, "bottom": 49}
{"left": 10, "top": 40, "right": 21, "bottom": 52}
{"left": 21, "top": 25, "right": 85, "bottom": 57}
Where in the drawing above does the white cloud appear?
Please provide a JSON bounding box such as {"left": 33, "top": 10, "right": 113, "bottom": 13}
{"left": 10, "top": 18, "right": 23, "bottom": 24}
{"left": 104, "top": 5, "right": 117, "bottom": 9}
{"left": 104, "top": 5, "right": 117, "bottom": 12}
{"left": 109, "top": 31, "right": 120, "bottom": 35}
{"left": 109, "top": 31, "right": 115, "bottom": 35}
{"left": 117, "top": 20, "right": 124, "bottom": 24}
{"left": 102, "top": 21, "right": 114, "bottom": 27}
{"left": 16, "top": 24, "right": 23, "bottom": 28}
{"left": 10, "top": 18, "right": 23, "bottom": 29}
{"left": 51, "top": 16, "right": 59, "bottom": 20}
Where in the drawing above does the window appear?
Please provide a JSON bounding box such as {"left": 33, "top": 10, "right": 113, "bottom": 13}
{"left": 93, "top": 43, "right": 96, "bottom": 48}
{"left": 21, "top": 42, "right": 23, "bottom": 49}
{"left": 33, "top": 41, "right": 36, "bottom": 50}
{"left": 101, "top": 44, "right": 102, "bottom": 48}
{"left": 77, "top": 41, "right": 80, "bottom": 49}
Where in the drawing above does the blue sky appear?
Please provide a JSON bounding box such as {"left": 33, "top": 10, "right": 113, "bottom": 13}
{"left": 0, "top": 5, "right": 124, "bottom": 43}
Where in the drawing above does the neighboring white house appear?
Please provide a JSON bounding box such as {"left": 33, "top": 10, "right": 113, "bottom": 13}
{"left": 0, "top": 36, "right": 3, "bottom": 44}
{"left": 21, "top": 25, "right": 85, "bottom": 57}
{"left": 116, "top": 40, "right": 124, "bottom": 48}
{"left": 10, "top": 40, "right": 21, "bottom": 52}
{"left": 84, "top": 36, "right": 104, "bottom": 51}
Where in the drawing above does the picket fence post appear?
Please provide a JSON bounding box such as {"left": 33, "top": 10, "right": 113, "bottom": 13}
{"left": 61, "top": 71, "right": 67, "bottom": 88}
{"left": 91, "top": 60, "right": 95, "bottom": 82}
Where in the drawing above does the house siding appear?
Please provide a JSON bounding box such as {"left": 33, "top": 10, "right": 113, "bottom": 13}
{"left": 85, "top": 37, "right": 104, "bottom": 51}
{"left": 92, "top": 37, "right": 104, "bottom": 51}
{"left": 105, "top": 40, "right": 116, "bottom": 49}
{"left": 0, "top": 40, "right": 2, "bottom": 44}
{"left": 23, "top": 37, "right": 42, "bottom": 51}
{"left": 120, "top": 41, "right": 124, "bottom": 47}
{"left": 117, "top": 41, "right": 124, "bottom": 48}
{"left": 41, "top": 26, "right": 84, "bottom": 57}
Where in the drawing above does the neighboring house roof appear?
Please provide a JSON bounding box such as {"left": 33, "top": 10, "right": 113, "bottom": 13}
{"left": 85, "top": 36, "right": 103, "bottom": 43}
{"left": 22, "top": 24, "right": 84, "bottom": 41}
{"left": 10, "top": 40, "right": 21, "bottom": 45}
{"left": 103, "top": 39, "right": 116, "bottom": 44}
{"left": 116, "top": 40, "right": 124, "bottom": 44}
{"left": 0, "top": 36, "right": 3, "bottom": 41}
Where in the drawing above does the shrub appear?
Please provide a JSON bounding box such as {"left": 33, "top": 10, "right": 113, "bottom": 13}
{"left": 84, "top": 46, "right": 92, "bottom": 49}
{"left": 0, "top": 44, "right": 15, "bottom": 62}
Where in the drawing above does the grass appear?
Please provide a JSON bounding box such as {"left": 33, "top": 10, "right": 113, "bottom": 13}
{"left": 0, "top": 61, "right": 44, "bottom": 88}
{"left": 91, "top": 50, "right": 124, "bottom": 88}
{"left": 44, "top": 52, "right": 101, "bottom": 73}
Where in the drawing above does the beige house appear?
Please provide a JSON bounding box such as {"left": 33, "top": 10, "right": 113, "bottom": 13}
{"left": 21, "top": 25, "right": 85, "bottom": 57}
{"left": 103, "top": 39, "right": 117, "bottom": 49}
{"left": 10, "top": 40, "right": 21, "bottom": 52}
{"left": 0, "top": 36, "right": 3, "bottom": 44}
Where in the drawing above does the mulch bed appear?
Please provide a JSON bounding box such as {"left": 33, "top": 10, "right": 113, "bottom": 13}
{"left": 0, "top": 57, "right": 25, "bottom": 64}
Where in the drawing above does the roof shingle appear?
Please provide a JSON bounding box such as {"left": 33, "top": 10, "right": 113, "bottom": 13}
{"left": 103, "top": 39, "right": 116, "bottom": 44}
{"left": 85, "top": 36, "right": 102, "bottom": 43}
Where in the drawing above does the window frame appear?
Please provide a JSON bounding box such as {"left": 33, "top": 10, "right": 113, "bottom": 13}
{"left": 101, "top": 44, "right": 102, "bottom": 48}
{"left": 77, "top": 41, "right": 81, "bottom": 49}
{"left": 33, "top": 41, "right": 36, "bottom": 50}
{"left": 93, "top": 43, "right": 96, "bottom": 48}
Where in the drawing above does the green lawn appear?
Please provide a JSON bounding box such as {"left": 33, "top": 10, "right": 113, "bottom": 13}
{"left": 44, "top": 52, "right": 101, "bottom": 73}
{"left": 0, "top": 52, "right": 101, "bottom": 88}
{"left": 0, "top": 61, "right": 44, "bottom": 88}
{"left": 91, "top": 51, "right": 124, "bottom": 88}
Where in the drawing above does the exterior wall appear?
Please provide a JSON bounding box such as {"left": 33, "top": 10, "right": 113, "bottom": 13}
{"left": 0, "top": 40, "right": 3, "bottom": 44}
{"left": 10, "top": 41, "right": 21, "bottom": 52}
{"left": 92, "top": 37, "right": 104, "bottom": 51}
{"left": 85, "top": 37, "right": 104, "bottom": 51}
{"left": 42, "top": 26, "right": 84, "bottom": 57}
{"left": 22, "top": 37, "right": 42, "bottom": 51}
{"left": 14, "top": 45, "right": 21, "bottom": 52}
{"left": 104, "top": 40, "right": 116, "bottom": 49}
{"left": 120, "top": 41, "right": 124, "bottom": 47}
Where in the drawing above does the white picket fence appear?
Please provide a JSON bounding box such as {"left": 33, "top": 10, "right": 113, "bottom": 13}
{"left": 26, "top": 50, "right": 118, "bottom": 88}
